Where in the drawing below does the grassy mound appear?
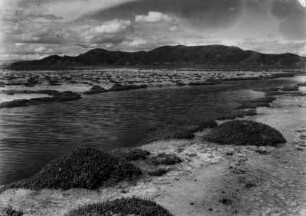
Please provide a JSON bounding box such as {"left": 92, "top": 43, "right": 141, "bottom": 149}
{"left": 66, "top": 197, "right": 173, "bottom": 216}
{"left": 111, "top": 148, "right": 151, "bottom": 161}
{"left": 203, "top": 120, "right": 286, "bottom": 146}
{"left": 146, "top": 119, "right": 217, "bottom": 143}
{"left": 10, "top": 147, "right": 142, "bottom": 190}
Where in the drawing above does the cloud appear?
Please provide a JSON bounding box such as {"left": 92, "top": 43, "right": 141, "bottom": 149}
{"left": 81, "top": 19, "right": 132, "bottom": 45}
{"left": 87, "top": 19, "right": 131, "bottom": 34}
{"left": 135, "top": 11, "right": 173, "bottom": 23}
{"left": 83, "top": 0, "right": 243, "bottom": 28}
{"left": 169, "top": 26, "right": 178, "bottom": 31}
{"left": 120, "top": 38, "right": 147, "bottom": 47}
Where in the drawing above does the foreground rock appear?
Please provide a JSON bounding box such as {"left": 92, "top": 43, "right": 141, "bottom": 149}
{"left": 203, "top": 120, "right": 286, "bottom": 146}
{"left": 9, "top": 147, "right": 141, "bottom": 190}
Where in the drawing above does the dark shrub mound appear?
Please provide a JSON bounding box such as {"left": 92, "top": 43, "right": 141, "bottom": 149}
{"left": 10, "top": 147, "right": 142, "bottom": 190}
{"left": 111, "top": 148, "right": 151, "bottom": 161}
{"left": 203, "top": 120, "right": 286, "bottom": 146}
{"left": 66, "top": 197, "right": 173, "bottom": 216}
{"left": 149, "top": 153, "right": 182, "bottom": 166}
{"left": 84, "top": 85, "right": 107, "bottom": 94}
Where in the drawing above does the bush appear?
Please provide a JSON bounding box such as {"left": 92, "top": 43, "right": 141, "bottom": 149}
{"left": 148, "top": 168, "right": 170, "bottom": 176}
{"left": 9, "top": 147, "right": 142, "bottom": 190}
{"left": 2, "top": 206, "right": 23, "bottom": 216}
{"left": 149, "top": 153, "right": 182, "bottom": 166}
{"left": 65, "top": 197, "right": 173, "bottom": 216}
{"left": 111, "top": 148, "right": 151, "bottom": 161}
{"left": 203, "top": 120, "right": 286, "bottom": 146}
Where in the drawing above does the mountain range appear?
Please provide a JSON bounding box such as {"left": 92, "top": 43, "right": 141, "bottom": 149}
{"left": 9, "top": 45, "right": 306, "bottom": 69}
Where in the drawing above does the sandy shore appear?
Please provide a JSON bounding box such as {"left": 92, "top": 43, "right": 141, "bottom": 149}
{"left": 0, "top": 88, "right": 305, "bottom": 215}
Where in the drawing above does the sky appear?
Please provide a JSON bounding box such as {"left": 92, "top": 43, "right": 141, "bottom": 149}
{"left": 0, "top": 0, "right": 305, "bottom": 62}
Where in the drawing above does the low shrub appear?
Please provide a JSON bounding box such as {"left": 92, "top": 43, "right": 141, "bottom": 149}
{"left": 2, "top": 206, "right": 23, "bottom": 216}
{"left": 65, "top": 197, "right": 173, "bottom": 216}
{"left": 149, "top": 153, "right": 182, "bottom": 166}
{"left": 203, "top": 120, "right": 286, "bottom": 146}
{"left": 9, "top": 147, "right": 142, "bottom": 190}
{"left": 111, "top": 148, "right": 151, "bottom": 161}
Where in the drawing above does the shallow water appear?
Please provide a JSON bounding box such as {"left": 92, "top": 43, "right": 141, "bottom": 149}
{"left": 0, "top": 76, "right": 304, "bottom": 185}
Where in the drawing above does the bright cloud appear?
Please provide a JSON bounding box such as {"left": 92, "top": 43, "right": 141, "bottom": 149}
{"left": 88, "top": 19, "right": 131, "bottom": 34}
{"left": 135, "top": 11, "right": 173, "bottom": 23}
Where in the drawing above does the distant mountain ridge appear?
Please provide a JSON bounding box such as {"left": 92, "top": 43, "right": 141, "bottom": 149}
{"left": 9, "top": 45, "right": 306, "bottom": 69}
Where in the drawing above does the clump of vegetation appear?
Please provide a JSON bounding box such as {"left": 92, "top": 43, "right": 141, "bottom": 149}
{"left": 203, "top": 120, "right": 286, "bottom": 146}
{"left": 111, "top": 148, "right": 151, "bottom": 161}
{"left": 9, "top": 147, "right": 142, "bottom": 190}
{"left": 65, "top": 197, "right": 173, "bottom": 216}
{"left": 2, "top": 206, "right": 23, "bottom": 216}
{"left": 145, "top": 119, "right": 217, "bottom": 143}
{"left": 149, "top": 153, "right": 182, "bottom": 166}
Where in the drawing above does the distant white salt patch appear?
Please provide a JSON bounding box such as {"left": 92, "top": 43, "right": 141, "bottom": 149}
{"left": 0, "top": 93, "right": 51, "bottom": 103}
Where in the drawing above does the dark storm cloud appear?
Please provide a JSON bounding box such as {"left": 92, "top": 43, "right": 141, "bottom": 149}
{"left": 83, "top": 0, "right": 243, "bottom": 28}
